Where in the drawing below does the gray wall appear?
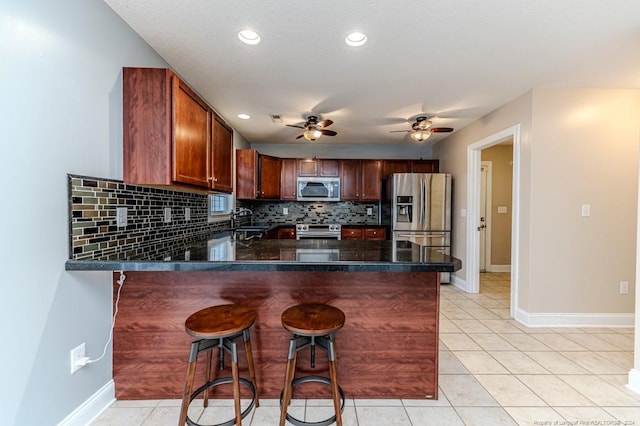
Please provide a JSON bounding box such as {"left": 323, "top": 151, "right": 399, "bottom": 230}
{"left": 1, "top": 0, "right": 168, "bottom": 424}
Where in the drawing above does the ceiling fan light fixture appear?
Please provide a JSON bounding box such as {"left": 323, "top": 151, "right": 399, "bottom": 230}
{"left": 410, "top": 130, "right": 432, "bottom": 142}
{"left": 345, "top": 31, "right": 367, "bottom": 47}
{"left": 238, "top": 29, "right": 261, "bottom": 45}
{"left": 303, "top": 128, "right": 322, "bottom": 141}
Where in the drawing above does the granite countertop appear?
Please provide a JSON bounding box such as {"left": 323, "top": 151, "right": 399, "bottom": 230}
{"left": 65, "top": 232, "right": 462, "bottom": 273}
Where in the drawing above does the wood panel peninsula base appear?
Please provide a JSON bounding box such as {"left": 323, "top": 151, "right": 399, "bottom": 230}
{"left": 113, "top": 270, "right": 440, "bottom": 401}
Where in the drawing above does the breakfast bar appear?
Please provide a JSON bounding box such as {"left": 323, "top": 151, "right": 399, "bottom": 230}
{"left": 66, "top": 235, "right": 461, "bottom": 401}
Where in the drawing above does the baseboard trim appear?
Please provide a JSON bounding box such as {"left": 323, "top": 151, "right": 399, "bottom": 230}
{"left": 489, "top": 264, "right": 511, "bottom": 273}
{"left": 57, "top": 380, "right": 115, "bottom": 426}
{"left": 449, "top": 274, "right": 469, "bottom": 292}
{"left": 514, "top": 308, "right": 634, "bottom": 328}
{"left": 627, "top": 369, "right": 640, "bottom": 396}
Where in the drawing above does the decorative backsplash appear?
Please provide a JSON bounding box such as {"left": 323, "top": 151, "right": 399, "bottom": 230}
{"left": 247, "top": 200, "right": 380, "bottom": 225}
{"left": 68, "top": 175, "right": 229, "bottom": 260}
{"left": 69, "top": 174, "right": 381, "bottom": 261}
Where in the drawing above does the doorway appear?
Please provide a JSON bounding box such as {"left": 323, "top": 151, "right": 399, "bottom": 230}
{"left": 479, "top": 161, "right": 492, "bottom": 272}
{"left": 465, "top": 125, "right": 521, "bottom": 319}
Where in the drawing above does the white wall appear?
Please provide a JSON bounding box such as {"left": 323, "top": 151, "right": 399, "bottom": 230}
{"left": 0, "top": 1, "right": 168, "bottom": 424}
{"left": 434, "top": 88, "right": 639, "bottom": 319}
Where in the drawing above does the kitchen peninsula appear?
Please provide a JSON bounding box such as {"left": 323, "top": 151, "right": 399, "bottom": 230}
{"left": 67, "top": 234, "right": 461, "bottom": 401}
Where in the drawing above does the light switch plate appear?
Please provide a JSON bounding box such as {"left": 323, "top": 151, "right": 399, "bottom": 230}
{"left": 164, "top": 207, "right": 172, "bottom": 223}
{"left": 460, "top": 209, "right": 467, "bottom": 218}
{"left": 185, "top": 207, "right": 190, "bottom": 221}
{"left": 367, "top": 207, "right": 373, "bottom": 216}
{"left": 497, "top": 206, "right": 508, "bottom": 214}
{"left": 581, "top": 204, "right": 591, "bottom": 217}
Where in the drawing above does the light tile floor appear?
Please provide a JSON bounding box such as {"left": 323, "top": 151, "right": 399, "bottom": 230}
{"left": 91, "top": 273, "right": 639, "bottom": 425}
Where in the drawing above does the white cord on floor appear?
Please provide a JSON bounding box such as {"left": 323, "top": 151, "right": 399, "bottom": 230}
{"left": 86, "top": 271, "right": 126, "bottom": 364}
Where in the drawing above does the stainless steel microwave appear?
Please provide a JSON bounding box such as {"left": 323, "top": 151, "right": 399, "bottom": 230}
{"left": 296, "top": 177, "right": 340, "bottom": 201}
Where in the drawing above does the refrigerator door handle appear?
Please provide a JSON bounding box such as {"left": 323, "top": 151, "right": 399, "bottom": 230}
{"left": 420, "top": 178, "right": 425, "bottom": 227}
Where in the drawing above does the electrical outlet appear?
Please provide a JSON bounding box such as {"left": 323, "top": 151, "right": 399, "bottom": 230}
{"left": 164, "top": 207, "right": 172, "bottom": 223}
{"left": 283, "top": 207, "right": 289, "bottom": 215}
{"left": 367, "top": 207, "right": 373, "bottom": 216}
{"left": 116, "top": 207, "right": 128, "bottom": 227}
{"left": 620, "top": 281, "right": 629, "bottom": 295}
{"left": 70, "top": 343, "right": 87, "bottom": 374}
{"left": 185, "top": 207, "right": 191, "bottom": 221}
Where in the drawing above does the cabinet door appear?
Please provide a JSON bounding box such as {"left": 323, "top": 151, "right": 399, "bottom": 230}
{"left": 211, "top": 116, "right": 233, "bottom": 193}
{"left": 172, "top": 77, "right": 211, "bottom": 187}
{"left": 236, "top": 149, "right": 258, "bottom": 199}
{"left": 281, "top": 159, "right": 298, "bottom": 200}
{"left": 411, "top": 159, "right": 439, "bottom": 173}
{"left": 360, "top": 160, "right": 381, "bottom": 201}
{"left": 382, "top": 160, "right": 410, "bottom": 179}
{"left": 339, "top": 159, "right": 360, "bottom": 200}
{"left": 319, "top": 159, "right": 339, "bottom": 176}
{"left": 298, "top": 159, "right": 318, "bottom": 176}
{"left": 259, "top": 155, "right": 282, "bottom": 199}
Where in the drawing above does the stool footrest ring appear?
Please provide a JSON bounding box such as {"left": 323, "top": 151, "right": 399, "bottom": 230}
{"left": 279, "top": 375, "right": 345, "bottom": 426}
{"left": 186, "top": 377, "right": 256, "bottom": 426}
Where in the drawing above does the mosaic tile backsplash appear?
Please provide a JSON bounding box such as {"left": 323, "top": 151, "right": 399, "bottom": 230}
{"left": 248, "top": 200, "right": 380, "bottom": 225}
{"left": 69, "top": 175, "right": 230, "bottom": 260}
{"left": 69, "top": 174, "right": 380, "bottom": 261}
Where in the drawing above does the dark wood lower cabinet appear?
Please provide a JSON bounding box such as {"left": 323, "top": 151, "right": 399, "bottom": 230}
{"left": 112, "top": 271, "right": 439, "bottom": 400}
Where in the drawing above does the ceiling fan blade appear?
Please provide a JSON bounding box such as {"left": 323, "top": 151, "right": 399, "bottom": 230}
{"left": 295, "top": 134, "right": 304, "bottom": 139}
{"left": 389, "top": 130, "right": 410, "bottom": 133}
{"left": 431, "top": 127, "right": 454, "bottom": 133}
{"left": 319, "top": 129, "right": 337, "bottom": 136}
{"left": 286, "top": 124, "right": 305, "bottom": 129}
{"left": 317, "top": 119, "right": 333, "bottom": 128}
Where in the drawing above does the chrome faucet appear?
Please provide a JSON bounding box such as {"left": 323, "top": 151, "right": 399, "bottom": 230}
{"left": 230, "top": 208, "right": 253, "bottom": 228}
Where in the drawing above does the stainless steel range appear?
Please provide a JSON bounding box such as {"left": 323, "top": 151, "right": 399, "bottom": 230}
{"left": 295, "top": 223, "right": 342, "bottom": 240}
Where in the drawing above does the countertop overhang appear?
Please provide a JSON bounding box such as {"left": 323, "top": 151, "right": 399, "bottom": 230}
{"left": 65, "top": 234, "right": 462, "bottom": 273}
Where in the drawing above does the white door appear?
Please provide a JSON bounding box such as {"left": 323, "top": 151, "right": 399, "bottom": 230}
{"left": 479, "top": 162, "right": 492, "bottom": 272}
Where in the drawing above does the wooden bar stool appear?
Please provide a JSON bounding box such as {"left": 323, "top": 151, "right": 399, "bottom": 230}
{"left": 279, "top": 303, "right": 345, "bottom": 426}
{"left": 178, "top": 304, "right": 259, "bottom": 426}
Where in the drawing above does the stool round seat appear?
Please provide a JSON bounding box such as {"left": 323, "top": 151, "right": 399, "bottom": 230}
{"left": 185, "top": 304, "right": 256, "bottom": 338}
{"left": 281, "top": 303, "right": 345, "bottom": 336}
{"left": 179, "top": 304, "right": 259, "bottom": 426}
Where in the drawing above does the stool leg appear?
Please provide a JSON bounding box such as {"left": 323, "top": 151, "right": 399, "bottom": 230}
{"left": 203, "top": 348, "right": 213, "bottom": 408}
{"left": 179, "top": 343, "right": 199, "bottom": 426}
{"left": 230, "top": 340, "right": 242, "bottom": 426}
{"left": 279, "top": 338, "right": 298, "bottom": 426}
{"left": 327, "top": 338, "right": 342, "bottom": 426}
{"left": 243, "top": 328, "right": 260, "bottom": 407}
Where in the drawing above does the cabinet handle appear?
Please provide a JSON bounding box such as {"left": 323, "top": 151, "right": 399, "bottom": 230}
{"left": 213, "top": 177, "right": 218, "bottom": 182}
{"left": 208, "top": 177, "right": 213, "bottom": 181}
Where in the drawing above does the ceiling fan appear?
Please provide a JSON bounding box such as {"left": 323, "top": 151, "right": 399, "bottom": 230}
{"left": 286, "top": 115, "right": 337, "bottom": 141}
{"left": 390, "top": 116, "right": 454, "bottom": 142}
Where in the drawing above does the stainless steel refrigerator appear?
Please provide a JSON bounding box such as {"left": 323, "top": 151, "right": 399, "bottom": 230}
{"left": 385, "top": 173, "right": 452, "bottom": 283}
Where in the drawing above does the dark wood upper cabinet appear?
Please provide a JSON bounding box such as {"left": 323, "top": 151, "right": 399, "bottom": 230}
{"left": 236, "top": 149, "right": 281, "bottom": 199}
{"left": 297, "top": 159, "right": 339, "bottom": 177}
{"left": 339, "top": 159, "right": 381, "bottom": 201}
{"left": 211, "top": 116, "right": 233, "bottom": 193}
{"left": 410, "top": 159, "right": 439, "bottom": 174}
{"left": 281, "top": 158, "right": 298, "bottom": 200}
{"left": 381, "top": 160, "right": 411, "bottom": 179}
{"left": 123, "top": 67, "right": 233, "bottom": 192}
{"left": 260, "top": 154, "right": 282, "bottom": 199}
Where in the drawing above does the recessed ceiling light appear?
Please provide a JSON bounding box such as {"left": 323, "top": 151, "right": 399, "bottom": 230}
{"left": 238, "top": 29, "right": 261, "bottom": 45}
{"left": 237, "top": 113, "right": 251, "bottom": 120}
{"left": 345, "top": 31, "right": 367, "bottom": 47}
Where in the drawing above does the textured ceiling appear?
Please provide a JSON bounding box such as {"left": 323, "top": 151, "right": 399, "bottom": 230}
{"left": 105, "top": 0, "right": 640, "bottom": 146}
